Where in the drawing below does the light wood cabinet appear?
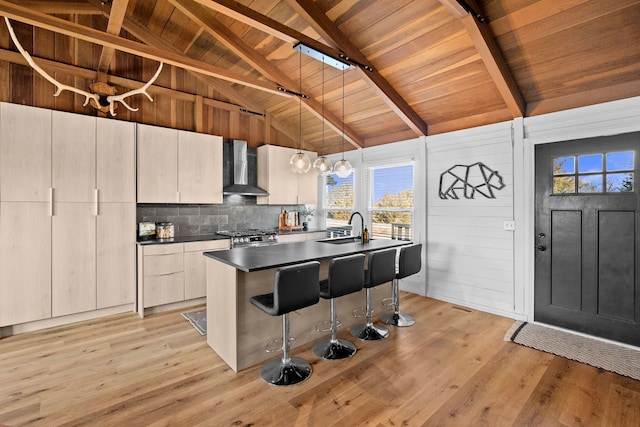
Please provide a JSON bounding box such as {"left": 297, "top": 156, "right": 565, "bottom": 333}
{"left": 178, "top": 131, "right": 223, "bottom": 203}
{"left": 137, "top": 239, "right": 230, "bottom": 315}
{"left": 136, "top": 124, "right": 178, "bottom": 203}
{"left": 52, "top": 111, "right": 96, "bottom": 202}
{"left": 0, "top": 103, "right": 51, "bottom": 202}
{"left": 0, "top": 202, "right": 51, "bottom": 326}
{"left": 0, "top": 105, "right": 136, "bottom": 328}
{"left": 184, "top": 240, "right": 229, "bottom": 300}
{"left": 277, "top": 231, "right": 327, "bottom": 244}
{"left": 137, "top": 124, "right": 223, "bottom": 204}
{"left": 97, "top": 120, "right": 136, "bottom": 203}
{"left": 97, "top": 203, "right": 136, "bottom": 309}
{"left": 52, "top": 202, "right": 97, "bottom": 317}
{"left": 256, "top": 144, "right": 318, "bottom": 205}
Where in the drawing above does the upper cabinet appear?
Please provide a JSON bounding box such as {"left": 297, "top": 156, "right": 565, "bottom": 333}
{"left": 256, "top": 145, "right": 318, "bottom": 205}
{"left": 0, "top": 103, "right": 52, "bottom": 202}
{"left": 137, "top": 124, "right": 223, "bottom": 204}
{"left": 97, "top": 119, "right": 136, "bottom": 203}
{"left": 178, "top": 130, "right": 223, "bottom": 204}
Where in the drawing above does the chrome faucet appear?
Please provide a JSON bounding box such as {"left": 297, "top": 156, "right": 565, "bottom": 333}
{"left": 348, "top": 211, "right": 365, "bottom": 244}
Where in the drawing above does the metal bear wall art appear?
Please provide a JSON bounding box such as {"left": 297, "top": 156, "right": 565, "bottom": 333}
{"left": 439, "top": 162, "right": 505, "bottom": 199}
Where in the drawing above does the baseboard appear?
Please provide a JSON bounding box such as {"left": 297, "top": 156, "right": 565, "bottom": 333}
{"left": 0, "top": 303, "right": 135, "bottom": 338}
{"left": 139, "top": 298, "right": 206, "bottom": 318}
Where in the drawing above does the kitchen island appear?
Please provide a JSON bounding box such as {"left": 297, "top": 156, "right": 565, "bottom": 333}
{"left": 204, "top": 238, "right": 412, "bottom": 371}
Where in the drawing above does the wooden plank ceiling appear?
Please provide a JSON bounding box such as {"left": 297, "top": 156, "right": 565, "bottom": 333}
{"left": 0, "top": 0, "right": 638, "bottom": 154}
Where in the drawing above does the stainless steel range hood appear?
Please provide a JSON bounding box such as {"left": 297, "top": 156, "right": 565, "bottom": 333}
{"left": 222, "top": 140, "right": 269, "bottom": 196}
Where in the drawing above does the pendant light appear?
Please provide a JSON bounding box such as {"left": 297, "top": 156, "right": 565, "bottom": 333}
{"left": 313, "top": 56, "right": 333, "bottom": 175}
{"left": 290, "top": 49, "right": 311, "bottom": 174}
{"left": 333, "top": 66, "right": 352, "bottom": 178}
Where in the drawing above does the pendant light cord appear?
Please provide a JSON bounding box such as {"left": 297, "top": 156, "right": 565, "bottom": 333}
{"left": 341, "top": 66, "right": 345, "bottom": 161}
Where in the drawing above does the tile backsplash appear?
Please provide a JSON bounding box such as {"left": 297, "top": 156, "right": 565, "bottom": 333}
{"left": 137, "top": 196, "right": 303, "bottom": 237}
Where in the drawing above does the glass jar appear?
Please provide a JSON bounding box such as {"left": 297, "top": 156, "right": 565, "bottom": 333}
{"left": 156, "top": 222, "right": 174, "bottom": 239}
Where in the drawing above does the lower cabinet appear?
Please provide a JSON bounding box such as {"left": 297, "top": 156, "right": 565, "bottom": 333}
{"left": 137, "top": 239, "right": 229, "bottom": 316}
{"left": 0, "top": 202, "right": 51, "bottom": 326}
{"left": 277, "top": 231, "right": 327, "bottom": 244}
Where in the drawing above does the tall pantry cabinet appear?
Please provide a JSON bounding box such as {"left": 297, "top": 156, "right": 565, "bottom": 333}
{"left": 0, "top": 103, "right": 136, "bottom": 327}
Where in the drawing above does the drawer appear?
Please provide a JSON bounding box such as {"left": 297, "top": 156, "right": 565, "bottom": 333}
{"left": 184, "top": 239, "right": 229, "bottom": 252}
{"left": 144, "top": 252, "right": 183, "bottom": 276}
{"left": 143, "top": 243, "right": 183, "bottom": 256}
{"left": 143, "top": 272, "right": 184, "bottom": 308}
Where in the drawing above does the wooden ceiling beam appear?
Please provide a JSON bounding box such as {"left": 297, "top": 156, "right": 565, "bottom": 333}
{"left": 439, "top": 0, "right": 525, "bottom": 117}
{"left": 5, "top": 1, "right": 102, "bottom": 15}
{"left": 96, "top": 0, "right": 129, "bottom": 74}
{"left": 288, "top": 0, "right": 428, "bottom": 136}
{"left": 120, "top": 14, "right": 301, "bottom": 146}
{"left": 169, "top": 0, "right": 364, "bottom": 149}
{"left": 0, "top": 0, "right": 288, "bottom": 96}
{"left": 197, "top": 0, "right": 428, "bottom": 137}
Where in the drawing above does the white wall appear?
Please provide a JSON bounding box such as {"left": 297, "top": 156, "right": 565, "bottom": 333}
{"left": 426, "top": 122, "right": 516, "bottom": 317}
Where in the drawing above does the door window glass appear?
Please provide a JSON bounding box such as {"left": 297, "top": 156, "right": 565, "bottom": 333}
{"left": 553, "top": 151, "right": 635, "bottom": 194}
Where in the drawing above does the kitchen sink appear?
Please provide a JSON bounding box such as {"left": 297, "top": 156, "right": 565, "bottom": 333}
{"left": 317, "top": 237, "right": 374, "bottom": 245}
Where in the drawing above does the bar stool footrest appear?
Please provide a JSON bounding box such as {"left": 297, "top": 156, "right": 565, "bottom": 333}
{"left": 315, "top": 319, "right": 341, "bottom": 333}
{"left": 265, "top": 337, "right": 295, "bottom": 353}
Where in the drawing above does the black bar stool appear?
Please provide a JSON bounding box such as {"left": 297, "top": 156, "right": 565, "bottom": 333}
{"left": 381, "top": 244, "right": 422, "bottom": 327}
{"left": 312, "top": 253, "right": 365, "bottom": 360}
{"left": 350, "top": 248, "right": 396, "bottom": 340}
{"left": 250, "top": 261, "right": 320, "bottom": 386}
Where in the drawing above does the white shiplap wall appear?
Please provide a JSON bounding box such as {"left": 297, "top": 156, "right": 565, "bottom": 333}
{"left": 426, "top": 122, "right": 515, "bottom": 316}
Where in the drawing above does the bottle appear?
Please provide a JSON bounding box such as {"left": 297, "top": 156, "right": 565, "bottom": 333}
{"left": 363, "top": 227, "right": 369, "bottom": 243}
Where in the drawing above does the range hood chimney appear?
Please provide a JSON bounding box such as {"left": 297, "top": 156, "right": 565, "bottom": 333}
{"left": 222, "top": 140, "right": 269, "bottom": 196}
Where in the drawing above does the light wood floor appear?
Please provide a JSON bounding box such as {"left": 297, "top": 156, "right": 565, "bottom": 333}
{"left": 1, "top": 294, "right": 639, "bottom": 426}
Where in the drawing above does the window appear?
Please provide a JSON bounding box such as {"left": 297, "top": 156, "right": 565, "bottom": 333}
{"left": 367, "top": 163, "right": 414, "bottom": 239}
{"left": 553, "top": 151, "right": 634, "bottom": 194}
{"left": 323, "top": 170, "right": 354, "bottom": 236}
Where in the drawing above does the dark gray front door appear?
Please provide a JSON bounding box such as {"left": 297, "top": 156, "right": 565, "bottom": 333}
{"left": 535, "top": 132, "right": 640, "bottom": 346}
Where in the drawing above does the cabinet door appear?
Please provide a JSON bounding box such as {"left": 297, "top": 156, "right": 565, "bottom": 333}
{"left": 52, "top": 203, "right": 96, "bottom": 317}
{"left": 184, "top": 240, "right": 229, "bottom": 300}
{"left": 178, "top": 131, "right": 223, "bottom": 203}
{"left": 52, "top": 111, "right": 96, "bottom": 202}
{"left": 97, "top": 203, "right": 136, "bottom": 309}
{"left": 0, "top": 202, "right": 51, "bottom": 326}
{"left": 257, "top": 145, "right": 298, "bottom": 205}
{"left": 137, "top": 124, "right": 178, "bottom": 203}
{"left": 0, "top": 103, "right": 51, "bottom": 202}
{"left": 97, "top": 119, "right": 136, "bottom": 203}
{"left": 297, "top": 150, "right": 318, "bottom": 204}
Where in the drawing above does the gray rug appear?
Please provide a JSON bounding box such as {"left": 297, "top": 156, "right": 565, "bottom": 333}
{"left": 181, "top": 308, "right": 207, "bottom": 335}
{"left": 506, "top": 321, "right": 640, "bottom": 381}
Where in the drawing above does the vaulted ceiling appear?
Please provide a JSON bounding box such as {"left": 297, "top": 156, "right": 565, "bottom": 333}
{"left": 0, "top": 0, "right": 638, "bottom": 154}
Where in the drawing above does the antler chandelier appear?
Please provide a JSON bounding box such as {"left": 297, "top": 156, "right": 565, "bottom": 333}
{"left": 4, "top": 17, "right": 163, "bottom": 116}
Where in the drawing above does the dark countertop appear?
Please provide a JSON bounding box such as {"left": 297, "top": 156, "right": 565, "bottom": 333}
{"left": 203, "top": 238, "right": 412, "bottom": 272}
{"left": 137, "top": 229, "right": 326, "bottom": 245}
{"left": 137, "top": 234, "right": 229, "bottom": 245}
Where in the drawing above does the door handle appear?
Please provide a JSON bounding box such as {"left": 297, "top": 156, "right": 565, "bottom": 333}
{"left": 537, "top": 245, "right": 547, "bottom": 251}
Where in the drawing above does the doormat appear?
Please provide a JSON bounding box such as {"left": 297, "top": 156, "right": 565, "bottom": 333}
{"left": 181, "top": 308, "right": 207, "bottom": 335}
{"left": 506, "top": 321, "right": 640, "bottom": 381}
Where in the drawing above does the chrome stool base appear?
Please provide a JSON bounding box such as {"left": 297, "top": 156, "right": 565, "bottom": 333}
{"left": 260, "top": 357, "right": 312, "bottom": 386}
{"left": 380, "top": 312, "right": 415, "bottom": 327}
{"left": 312, "top": 339, "right": 357, "bottom": 360}
{"left": 350, "top": 323, "right": 389, "bottom": 340}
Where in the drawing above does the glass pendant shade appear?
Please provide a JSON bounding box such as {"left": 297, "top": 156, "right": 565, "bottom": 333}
{"left": 333, "top": 159, "right": 352, "bottom": 178}
{"left": 312, "top": 156, "right": 333, "bottom": 175}
{"left": 290, "top": 151, "right": 311, "bottom": 174}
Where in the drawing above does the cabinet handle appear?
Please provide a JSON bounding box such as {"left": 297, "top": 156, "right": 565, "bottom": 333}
{"left": 147, "top": 271, "right": 182, "bottom": 277}
{"left": 94, "top": 189, "right": 99, "bottom": 216}
{"left": 49, "top": 188, "right": 54, "bottom": 216}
